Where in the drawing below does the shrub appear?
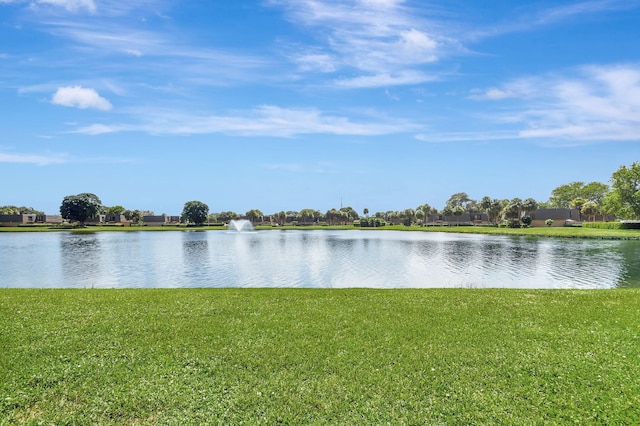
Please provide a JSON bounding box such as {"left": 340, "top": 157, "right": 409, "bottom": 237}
{"left": 545, "top": 219, "right": 554, "bottom": 227}
{"left": 507, "top": 219, "right": 521, "bottom": 228}
{"left": 583, "top": 222, "right": 623, "bottom": 230}
{"left": 360, "top": 219, "right": 386, "bottom": 228}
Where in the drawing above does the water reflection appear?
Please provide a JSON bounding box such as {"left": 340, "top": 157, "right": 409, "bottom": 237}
{"left": 59, "top": 233, "right": 102, "bottom": 288}
{"left": 182, "top": 231, "right": 211, "bottom": 286}
{"left": 1, "top": 230, "right": 639, "bottom": 288}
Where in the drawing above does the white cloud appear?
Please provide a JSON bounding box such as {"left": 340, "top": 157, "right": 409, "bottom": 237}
{"left": 469, "top": 88, "right": 518, "bottom": 100}
{"left": 334, "top": 70, "right": 438, "bottom": 88}
{"left": 51, "top": 86, "right": 112, "bottom": 110}
{"left": 37, "top": 0, "right": 96, "bottom": 13}
{"left": 0, "top": 0, "right": 96, "bottom": 13}
{"left": 73, "top": 123, "right": 115, "bottom": 134}
{"left": 264, "top": 163, "right": 305, "bottom": 173}
{"left": 70, "top": 105, "right": 421, "bottom": 137}
{"left": 399, "top": 29, "right": 438, "bottom": 55}
{"left": 293, "top": 53, "right": 337, "bottom": 73}
{"left": 458, "top": 64, "right": 640, "bottom": 143}
{"left": 1, "top": 0, "right": 165, "bottom": 14}
{"left": 0, "top": 151, "right": 68, "bottom": 165}
{"left": 470, "top": 0, "right": 640, "bottom": 40}
{"left": 535, "top": 0, "right": 639, "bottom": 25}
{"left": 271, "top": 0, "right": 458, "bottom": 87}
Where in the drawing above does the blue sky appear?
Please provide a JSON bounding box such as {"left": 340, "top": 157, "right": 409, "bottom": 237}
{"left": 1, "top": 0, "right": 639, "bottom": 215}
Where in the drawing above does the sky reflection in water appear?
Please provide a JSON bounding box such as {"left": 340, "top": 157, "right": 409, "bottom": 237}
{"left": 1, "top": 230, "right": 638, "bottom": 289}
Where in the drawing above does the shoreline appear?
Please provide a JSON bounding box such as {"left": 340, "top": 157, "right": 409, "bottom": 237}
{"left": 2, "top": 224, "right": 640, "bottom": 240}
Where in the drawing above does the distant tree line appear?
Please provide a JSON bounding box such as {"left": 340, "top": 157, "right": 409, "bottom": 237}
{"left": 0, "top": 206, "right": 44, "bottom": 215}
{"left": 12, "top": 162, "right": 638, "bottom": 226}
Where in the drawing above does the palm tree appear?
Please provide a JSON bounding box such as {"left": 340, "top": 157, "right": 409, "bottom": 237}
{"left": 522, "top": 198, "right": 538, "bottom": 216}
{"left": 581, "top": 201, "right": 599, "bottom": 222}
{"left": 571, "top": 198, "right": 587, "bottom": 221}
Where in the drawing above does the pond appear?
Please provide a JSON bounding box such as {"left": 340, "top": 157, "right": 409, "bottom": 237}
{"left": 1, "top": 230, "right": 639, "bottom": 289}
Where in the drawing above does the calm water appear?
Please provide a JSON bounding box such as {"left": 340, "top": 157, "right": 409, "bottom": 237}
{"left": 1, "top": 230, "right": 639, "bottom": 289}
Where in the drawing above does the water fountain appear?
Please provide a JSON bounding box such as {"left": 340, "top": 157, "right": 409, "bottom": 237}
{"left": 228, "top": 219, "right": 255, "bottom": 232}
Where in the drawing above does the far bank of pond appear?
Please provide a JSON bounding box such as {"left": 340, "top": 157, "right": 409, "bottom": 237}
{"left": 2, "top": 224, "right": 640, "bottom": 240}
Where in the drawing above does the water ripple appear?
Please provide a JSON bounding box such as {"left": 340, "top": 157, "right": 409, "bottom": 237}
{"left": 0, "top": 230, "right": 636, "bottom": 288}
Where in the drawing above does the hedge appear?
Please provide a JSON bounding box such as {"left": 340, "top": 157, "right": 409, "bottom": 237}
{"left": 583, "top": 222, "right": 640, "bottom": 230}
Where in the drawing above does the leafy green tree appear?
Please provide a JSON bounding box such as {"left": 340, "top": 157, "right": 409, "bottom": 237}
{"left": 400, "top": 208, "right": 415, "bottom": 226}
{"left": 480, "top": 197, "right": 503, "bottom": 225}
{"left": 549, "top": 181, "right": 609, "bottom": 208}
{"left": 607, "top": 162, "right": 640, "bottom": 219}
{"left": 339, "top": 210, "right": 349, "bottom": 225}
{"left": 105, "top": 205, "right": 126, "bottom": 215}
{"left": 441, "top": 205, "right": 453, "bottom": 223}
{"left": 340, "top": 207, "right": 359, "bottom": 222}
{"left": 299, "top": 209, "right": 317, "bottom": 224}
{"left": 521, "top": 215, "right": 532, "bottom": 227}
{"left": 522, "top": 198, "right": 538, "bottom": 215}
{"left": 581, "top": 201, "right": 599, "bottom": 222}
{"left": 216, "top": 211, "right": 239, "bottom": 223}
{"left": 386, "top": 211, "right": 399, "bottom": 225}
{"left": 417, "top": 203, "right": 437, "bottom": 217}
{"left": 503, "top": 198, "right": 523, "bottom": 219}
{"left": 445, "top": 192, "right": 471, "bottom": 210}
{"left": 601, "top": 192, "right": 623, "bottom": 217}
{"left": 0, "top": 205, "right": 45, "bottom": 215}
{"left": 245, "top": 209, "right": 264, "bottom": 224}
{"left": 325, "top": 209, "right": 339, "bottom": 225}
{"left": 452, "top": 205, "right": 465, "bottom": 225}
{"left": 570, "top": 198, "right": 587, "bottom": 221}
{"left": 503, "top": 198, "right": 523, "bottom": 227}
{"left": 60, "top": 193, "right": 102, "bottom": 225}
{"left": 466, "top": 199, "right": 481, "bottom": 214}
{"left": 181, "top": 201, "right": 209, "bottom": 225}
{"left": 123, "top": 209, "right": 144, "bottom": 225}
{"left": 548, "top": 182, "right": 586, "bottom": 208}
{"left": 0, "top": 206, "right": 20, "bottom": 215}
{"left": 581, "top": 182, "right": 609, "bottom": 204}
{"left": 415, "top": 209, "right": 425, "bottom": 225}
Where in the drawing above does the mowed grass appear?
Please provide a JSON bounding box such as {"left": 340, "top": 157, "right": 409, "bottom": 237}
{"left": 2, "top": 289, "right": 640, "bottom": 424}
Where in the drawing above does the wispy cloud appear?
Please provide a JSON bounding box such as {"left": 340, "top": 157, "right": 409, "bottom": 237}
{"left": 30, "top": 20, "right": 272, "bottom": 87}
{"left": 270, "top": 0, "right": 460, "bottom": 87}
{"left": 0, "top": 0, "right": 95, "bottom": 13}
{"left": 334, "top": 70, "right": 440, "bottom": 89}
{"left": 2, "top": 0, "right": 166, "bottom": 15}
{"left": 0, "top": 151, "right": 69, "bottom": 165}
{"left": 468, "top": 79, "right": 538, "bottom": 100}
{"left": 264, "top": 161, "right": 341, "bottom": 174}
{"left": 69, "top": 105, "right": 422, "bottom": 137}
{"left": 37, "top": 0, "right": 96, "bottom": 13}
{"left": 470, "top": 0, "right": 640, "bottom": 40}
{"left": 535, "top": 0, "right": 640, "bottom": 25}
{"left": 458, "top": 64, "right": 640, "bottom": 143}
{"left": 51, "top": 85, "right": 112, "bottom": 110}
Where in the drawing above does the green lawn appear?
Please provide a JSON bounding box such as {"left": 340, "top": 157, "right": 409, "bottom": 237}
{"left": 2, "top": 289, "right": 639, "bottom": 424}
